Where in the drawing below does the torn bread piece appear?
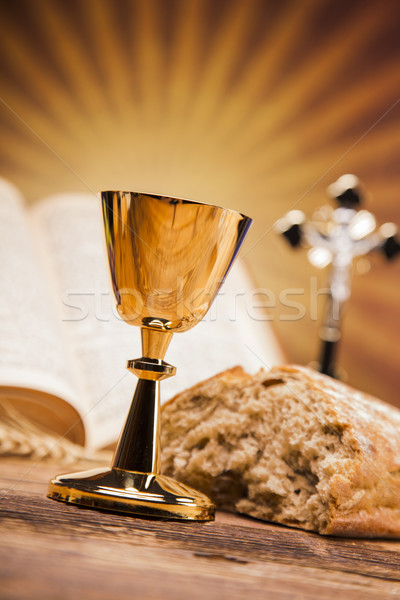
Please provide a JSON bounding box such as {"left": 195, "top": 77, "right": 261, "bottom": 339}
{"left": 161, "top": 365, "right": 400, "bottom": 537}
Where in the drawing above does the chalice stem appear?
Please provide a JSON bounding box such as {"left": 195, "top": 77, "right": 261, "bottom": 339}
{"left": 111, "top": 378, "right": 161, "bottom": 473}
{"left": 111, "top": 327, "right": 175, "bottom": 473}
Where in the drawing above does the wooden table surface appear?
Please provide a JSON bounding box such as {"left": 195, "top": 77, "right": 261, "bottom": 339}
{"left": 1, "top": 0, "right": 400, "bottom": 411}
{"left": 2, "top": 457, "right": 400, "bottom": 599}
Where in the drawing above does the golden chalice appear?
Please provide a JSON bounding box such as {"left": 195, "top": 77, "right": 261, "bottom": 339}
{"left": 48, "top": 192, "right": 252, "bottom": 520}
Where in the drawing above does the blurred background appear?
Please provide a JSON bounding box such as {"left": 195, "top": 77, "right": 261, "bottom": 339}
{"left": 0, "top": 0, "right": 399, "bottom": 406}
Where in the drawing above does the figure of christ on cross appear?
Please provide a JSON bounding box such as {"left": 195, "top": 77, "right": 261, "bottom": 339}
{"left": 275, "top": 175, "right": 400, "bottom": 377}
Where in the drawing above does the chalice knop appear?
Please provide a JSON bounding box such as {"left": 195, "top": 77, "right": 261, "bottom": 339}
{"left": 48, "top": 192, "right": 252, "bottom": 520}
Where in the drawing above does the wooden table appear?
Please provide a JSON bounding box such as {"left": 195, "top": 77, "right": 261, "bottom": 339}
{"left": 1, "top": 457, "right": 400, "bottom": 599}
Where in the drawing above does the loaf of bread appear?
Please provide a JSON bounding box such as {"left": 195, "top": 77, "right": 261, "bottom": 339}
{"left": 161, "top": 365, "right": 400, "bottom": 537}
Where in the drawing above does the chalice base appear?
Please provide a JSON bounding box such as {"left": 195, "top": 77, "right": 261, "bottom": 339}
{"left": 47, "top": 467, "right": 215, "bottom": 521}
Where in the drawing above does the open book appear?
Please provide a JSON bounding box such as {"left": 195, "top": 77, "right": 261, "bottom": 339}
{"left": 0, "top": 178, "right": 285, "bottom": 450}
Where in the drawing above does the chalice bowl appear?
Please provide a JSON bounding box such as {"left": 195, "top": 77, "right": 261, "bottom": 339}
{"left": 48, "top": 192, "right": 252, "bottom": 520}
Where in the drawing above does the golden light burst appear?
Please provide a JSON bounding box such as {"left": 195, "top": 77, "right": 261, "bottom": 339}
{"left": 0, "top": 0, "right": 399, "bottom": 405}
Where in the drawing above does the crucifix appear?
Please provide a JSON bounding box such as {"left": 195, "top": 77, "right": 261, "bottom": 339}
{"left": 275, "top": 174, "right": 400, "bottom": 378}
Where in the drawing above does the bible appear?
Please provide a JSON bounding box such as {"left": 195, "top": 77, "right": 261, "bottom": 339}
{"left": 0, "top": 177, "right": 284, "bottom": 450}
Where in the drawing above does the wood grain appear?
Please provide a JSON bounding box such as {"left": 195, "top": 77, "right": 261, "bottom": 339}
{"left": 1, "top": 458, "right": 400, "bottom": 599}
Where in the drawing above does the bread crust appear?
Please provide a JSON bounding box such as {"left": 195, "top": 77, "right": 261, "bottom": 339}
{"left": 161, "top": 365, "right": 400, "bottom": 538}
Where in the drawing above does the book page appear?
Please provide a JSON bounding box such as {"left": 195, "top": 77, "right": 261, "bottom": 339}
{"left": 0, "top": 178, "right": 83, "bottom": 441}
{"left": 31, "top": 194, "right": 284, "bottom": 448}
{"left": 30, "top": 193, "right": 136, "bottom": 449}
{"left": 163, "top": 257, "right": 285, "bottom": 398}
